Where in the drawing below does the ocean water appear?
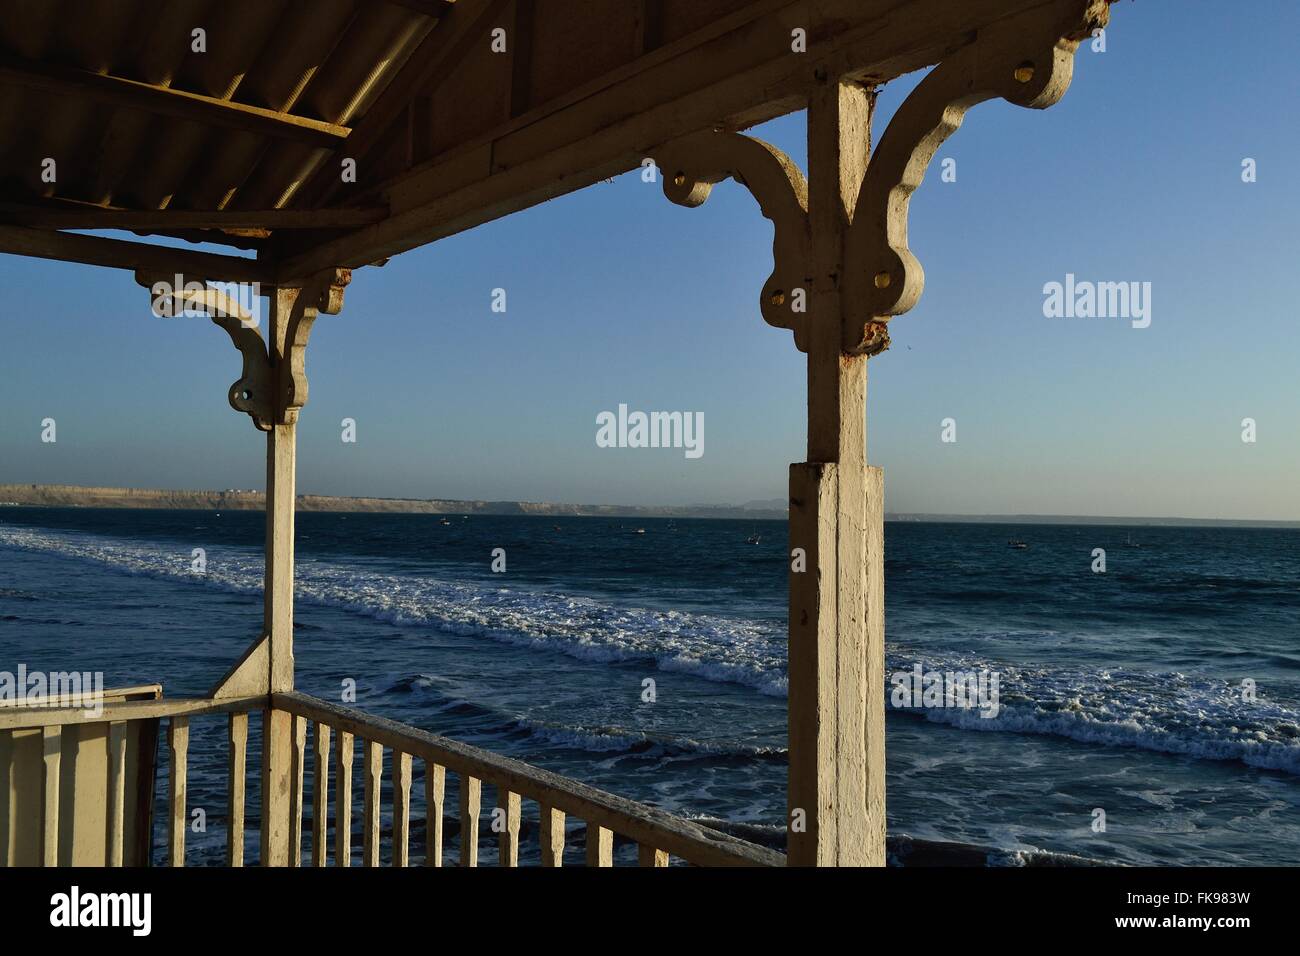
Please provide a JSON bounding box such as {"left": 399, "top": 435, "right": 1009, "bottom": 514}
{"left": 1, "top": 507, "right": 1298, "bottom": 866}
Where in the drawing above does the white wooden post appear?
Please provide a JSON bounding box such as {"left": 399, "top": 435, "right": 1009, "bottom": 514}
{"left": 787, "top": 79, "right": 886, "bottom": 866}
{"left": 261, "top": 286, "right": 301, "bottom": 867}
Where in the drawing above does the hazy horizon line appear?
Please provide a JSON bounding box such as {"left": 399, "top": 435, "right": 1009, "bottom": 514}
{"left": 1, "top": 482, "right": 1297, "bottom": 528}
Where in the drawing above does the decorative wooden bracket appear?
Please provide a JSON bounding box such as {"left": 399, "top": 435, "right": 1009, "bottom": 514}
{"left": 280, "top": 268, "right": 350, "bottom": 425}
{"left": 841, "top": 3, "right": 1105, "bottom": 353}
{"left": 654, "top": 0, "right": 1108, "bottom": 357}
{"left": 135, "top": 267, "right": 350, "bottom": 430}
{"left": 208, "top": 633, "right": 270, "bottom": 699}
{"left": 655, "top": 132, "right": 814, "bottom": 352}
{"left": 136, "top": 271, "right": 276, "bottom": 429}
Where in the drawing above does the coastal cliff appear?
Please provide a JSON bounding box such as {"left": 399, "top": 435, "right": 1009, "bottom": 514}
{"left": 0, "top": 484, "right": 787, "bottom": 520}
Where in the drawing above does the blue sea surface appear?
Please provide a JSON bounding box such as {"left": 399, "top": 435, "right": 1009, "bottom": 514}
{"left": 1, "top": 507, "right": 1298, "bottom": 866}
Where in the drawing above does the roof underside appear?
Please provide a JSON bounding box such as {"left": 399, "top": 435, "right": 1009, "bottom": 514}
{"left": 0, "top": 0, "right": 1106, "bottom": 282}
{"left": 0, "top": 0, "right": 440, "bottom": 234}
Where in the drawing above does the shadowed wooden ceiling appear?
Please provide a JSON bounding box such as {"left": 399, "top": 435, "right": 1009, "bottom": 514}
{"left": 0, "top": 0, "right": 1108, "bottom": 281}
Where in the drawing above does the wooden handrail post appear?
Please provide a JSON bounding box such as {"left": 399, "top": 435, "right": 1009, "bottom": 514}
{"left": 425, "top": 762, "right": 445, "bottom": 867}
{"left": 41, "top": 726, "right": 61, "bottom": 867}
{"left": 539, "top": 804, "right": 564, "bottom": 867}
{"left": 459, "top": 776, "right": 480, "bottom": 867}
{"left": 638, "top": 845, "right": 668, "bottom": 867}
{"left": 394, "top": 752, "right": 412, "bottom": 867}
{"left": 228, "top": 712, "right": 249, "bottom": 866}
{"left": 586, "top": 824, "right": 612, "bottom": 867}
{"left": 261, "top": 708, "right": 293, "bottom": 866}
{"left": 497, "top": 788, "right": 520, "bottom": 867}
{"left": 106, "top": 721, "right": 127, "bottom": 867}
{"left": 168, "top": 716, "right": 189, "bottom": 866}
{"left": 312, "top": 722, "right": 331, "bottom": 866}
{"left": 363, "top": 740, "right": 382, "bottom": 867}
{"left": 335, "top": 730, "right": 354, "bottom": 866}
{"left": 289, "top": 714, "right": 307, "bottom": 866}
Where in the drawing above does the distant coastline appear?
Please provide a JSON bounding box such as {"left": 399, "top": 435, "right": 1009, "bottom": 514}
{"left": 0, "top": 484, "right": 1296, "bottom": 527}
{"left": 0, "top": 483, "right": 787, "bottom": 520}
{"left": 885, "top": 513, "right": 1300, "bottom": 528}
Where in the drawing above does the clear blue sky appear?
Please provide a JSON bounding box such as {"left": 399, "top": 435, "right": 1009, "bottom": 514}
{"left": 1, "top": 1, "right": 1297, "bottom": 519}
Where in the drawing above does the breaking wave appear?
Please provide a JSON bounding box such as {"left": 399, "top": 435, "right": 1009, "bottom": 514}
{"left": 3, "top": 524, "right": 1299, "bottom": 775}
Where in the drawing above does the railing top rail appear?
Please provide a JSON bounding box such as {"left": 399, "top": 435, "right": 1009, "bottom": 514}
{"left": 0, "top": 682, "right": 162, "bottom": 708}
{"left": 273, "top": 690, "right": 785, "bottom": 868}
{"left": 0, "top": 693, "right": 264, "bottom": 730}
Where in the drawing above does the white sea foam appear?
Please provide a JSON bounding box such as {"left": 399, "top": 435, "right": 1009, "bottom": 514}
{"left": 4, "top": 524, "right": 1299, "bottom": 775}
{"left": 894, "top": 652, "right": 1300, "bottom": 776}
{"left": 0, "top": 525, "right": 788, "bottom": 695}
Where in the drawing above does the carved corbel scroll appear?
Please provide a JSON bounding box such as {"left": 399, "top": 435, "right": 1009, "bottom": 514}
{"left": 841, "top": 1, "right": 1109, "bottom": 353}
{"left": 136, "top": 270, "right": 276, "bottom": 430}
{"left": 136, "top": 266, "right": 350, "bottom": 430}
{"left": 653, "top": 3, "right": 1107, "bottom": 358}
{"left": 655, "top": 132, "right": 814, "bottom": 351}
{"left": 280, "top": 268, "right": 350, "bottom": 424}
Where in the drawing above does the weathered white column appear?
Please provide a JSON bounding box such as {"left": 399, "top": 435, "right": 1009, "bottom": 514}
{"left": 260, "top": 286, "right": 301, "bottom": 867}
{"left": 258, "top": 273, "right": 348, "bottom": 865}
{"left": 264, "top": 421, "right": 297, "bottom": 694}
{"left": 787, "top": 78, "right": 885, "bottom": 867}
{"left": 655, "top": 2, "right": 1100, "bottom": 869}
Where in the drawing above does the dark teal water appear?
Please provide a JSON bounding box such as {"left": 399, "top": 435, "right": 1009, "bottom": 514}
{"left": 2, "top": 508, "right": 1298, "bottom": 865}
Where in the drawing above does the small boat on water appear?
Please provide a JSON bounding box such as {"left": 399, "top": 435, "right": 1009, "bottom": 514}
{"left": 633, "top": 528, "right": 646, "bottom": 535}
{"left": 1008, "top": 539, "right": 1028, "bottom": 550}
{"left": 439, "top": 517, "right": 452, "bottom": 526}
{"left": 746, "top": 533, "right": 762, "bottom": 545}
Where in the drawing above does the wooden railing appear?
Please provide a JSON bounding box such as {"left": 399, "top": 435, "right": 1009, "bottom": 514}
{"left": 270, "top": 692, "right": 784, "bottom": 867}
{"left": 0, "top": 689, "right": 261, "bottom": 866}
{"left": 3, "top": 689, "right": 783, "bottom": 867}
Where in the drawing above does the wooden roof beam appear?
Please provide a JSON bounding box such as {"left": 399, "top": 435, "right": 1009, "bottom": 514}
{"left": 291, "top": 0, "right": 511, "bottom": 211}
{"left": 384, "top": 0, "right": 457, "bottom": 18}
{"left": 276, "top": 0, "right": 1107, "bottom": 280}
{"left": 0, "top": 225, "right": 274, "bottom": 284}
{"left": 0, "top": 54, "right": 352, "bottom": 149}
{"left": 0, "top": 202, "right": 388, "bottom": 232}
